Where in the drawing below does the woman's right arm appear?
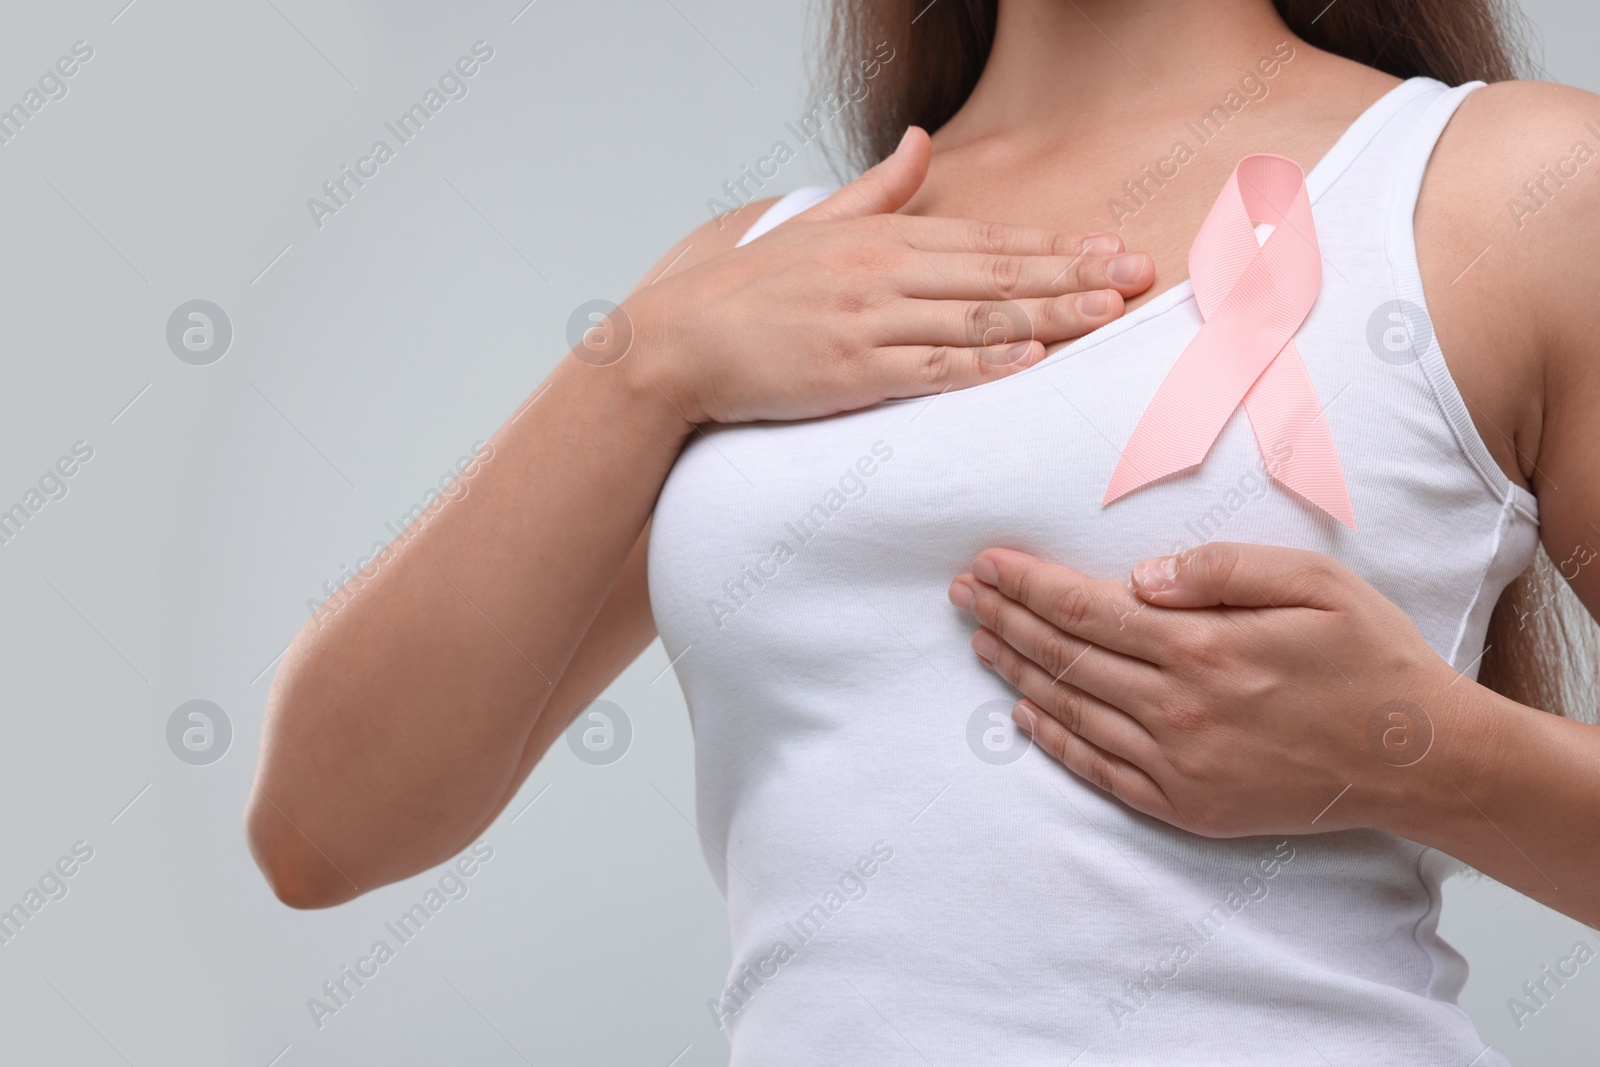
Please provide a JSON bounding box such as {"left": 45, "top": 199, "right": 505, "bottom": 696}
{"left": 246, "top": 189, "right": 755, "bottom": 909}
{"left": 245, "top": 129, "right": 1154, "bottom": 907}
{"left": 245, "top": 339, "right": 694, "bottom": 907}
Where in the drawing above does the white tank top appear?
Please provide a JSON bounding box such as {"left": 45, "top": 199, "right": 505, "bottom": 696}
{"left": 649, "top": 77, "right": 1537, "bottom": 1065}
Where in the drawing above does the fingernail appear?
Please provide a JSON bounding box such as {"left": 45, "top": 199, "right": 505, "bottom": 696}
{"left": 1081, "top": 234, "right": 1121, "bottom": 256}
{"left": 972, "top": 629, "right": 1001, "bottom": 665}
{"left": 1133, "top": 554, "right": 1179, "bottom": 593}
{"left": 1077, "top": 290, "right": 1113, "bottom": 316}
{"left": 948, "top": 579, "right": 976, "bottom": 613}
{"left": 972, "top": 556, "right": 1000, "bottom": 586}
{"left": 1107, "top": 253, "right": 1149, "bottom": 286}
{"left": 1012, "top": 702, "right": 1038, "bottom": 734}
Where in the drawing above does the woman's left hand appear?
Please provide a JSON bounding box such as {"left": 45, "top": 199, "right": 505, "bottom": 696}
{"left": 947, "top": 542, "right": 1482, "bottom": 839}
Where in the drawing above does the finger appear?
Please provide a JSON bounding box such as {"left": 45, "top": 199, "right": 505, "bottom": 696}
{"left": 961, "top": 581, "right": 1164, "bottom": 709}
{"left": 1131, "top": 542, "right": 1346, "bottom": 610}
{"left": 986, "top": 641, "right": 1161, "bottom": 767}
{"left": 881, "top": 292, "right": 1125, "bottom": 350}
{"left": 968, "top": 549, "right": 1172, "bottom": 661}
{"left": 1012, "top": 701, "right": 1174, "bottom": 820}
{"left": 871, "top": 342, "right": 1048, "bottom": 394}
{"left": 878, "top": 215, "right": 1126, "bottom": 258}
{"left": 896, "top": 250, "right": 1154, "bottom": 301}
{"left": 805, "top": 127, "right": 931, "bottom": 221}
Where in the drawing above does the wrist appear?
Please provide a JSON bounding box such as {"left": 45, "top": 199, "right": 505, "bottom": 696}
{"left": 539, "top": 344, "right": 695, "bottom": 459}
{"left": 608, "top": 292, "right": 703, "bottom": 433}
{"left": 563, "top": 295, "right": 697, "bottom": 446}
{"left": 1362, "top": 674, "right": 1509, "bottom": 844}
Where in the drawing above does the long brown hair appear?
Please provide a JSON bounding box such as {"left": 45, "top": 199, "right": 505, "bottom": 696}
{"left": 820, "top": 0, "right": 1599, "bottom": 723}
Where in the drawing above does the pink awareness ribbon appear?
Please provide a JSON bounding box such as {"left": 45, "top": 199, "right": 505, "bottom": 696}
{"left": 1102, "top": 153, "right": 1355, "bottom": 530}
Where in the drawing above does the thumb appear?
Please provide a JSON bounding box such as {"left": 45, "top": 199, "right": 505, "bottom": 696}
{"left": 804, "top": 126, "right": 931, "bottom": 221}
{"left": 1130, "top": 542, "right": 1344, "bottom": 610}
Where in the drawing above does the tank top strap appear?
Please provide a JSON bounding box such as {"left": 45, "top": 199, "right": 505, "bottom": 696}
{"left": 1384, "top": 79, "right": 1488, "bottom": 229}
{"left": 734, "top": 185, "right": 837, "bottom": 247}
{"left": 1296, "top": 77, "right": 1444, "bottom": 201}
{"left": 1367, "top": 79, "right": 1539, "bottom": 519}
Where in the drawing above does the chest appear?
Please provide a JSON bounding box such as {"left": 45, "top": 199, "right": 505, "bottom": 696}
{"left": 648, "top": 289, "right": 1504, "bottom": 681}
{"left": 900, "top": 141, "right": 1533, "bottom": 489}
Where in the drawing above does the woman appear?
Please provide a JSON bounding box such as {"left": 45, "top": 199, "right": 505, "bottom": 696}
{"left": 248, "top": 0, "right": 1600, "bottom": 1061}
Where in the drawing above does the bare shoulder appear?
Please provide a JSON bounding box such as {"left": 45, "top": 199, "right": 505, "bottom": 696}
{"left": 1426, "top": 80, "right": 1599, "bottom": 207}
{"left": 1422, "top": 79, "right": 1600, "bottom": 297}
{"left": 1424, "top": 79, "right": 1600, "bottom": 553}
{"left": 1416, "top": 79, "right": 1600, "bottom": 488}
{"left": 626, "top": 195, "right": 786, "bottom": 294}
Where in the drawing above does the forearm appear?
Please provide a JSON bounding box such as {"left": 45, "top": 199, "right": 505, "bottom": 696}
{"left": 248, "top": 352, "right": 689, "bottom": 905}
{"left": 460, "top": 524, "right": 660, "bottom": 844}
{"left": 1381, "top": 683, "right": 1600, "bottom": 928}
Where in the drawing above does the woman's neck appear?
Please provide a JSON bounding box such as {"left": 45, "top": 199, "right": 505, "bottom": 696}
{"left": 936, "top": 0, "right": 1298, "bottom": 150}
{"left": 899, "top": 0, "right": 1403, "bottom": 315}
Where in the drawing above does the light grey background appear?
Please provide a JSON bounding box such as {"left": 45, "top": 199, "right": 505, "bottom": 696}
{"left": 0, "top": 2, "right": 1594, "bottom": 1064}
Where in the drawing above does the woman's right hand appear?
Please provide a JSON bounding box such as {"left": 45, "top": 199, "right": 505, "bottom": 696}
{"left": 616, "top": 126, "right": 1155, "bottom": 426}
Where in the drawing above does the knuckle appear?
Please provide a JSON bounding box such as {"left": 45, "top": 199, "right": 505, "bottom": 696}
{"left": 1087, "top": 752, "right": 1117, "bottom": 794}
{"left": 1235, "top": 669, "right": 1280, "bottom": 707}
{"left": 1037, "top": 722, "right": 1070, "bottom": 766}
{"left": 1044, "top": 293, "right": 1089, "bottom": 335}
{"left": 1066, "top": 255, "right": 1097, "bottom": 292}
{"left": 1010, "top": 565, "right": 1043, "bottom": 609}
{"left": 1045, "top": 583, "right": 1096, "bottom": 633}
{"left": 1053, "top": 738, "right": 1083, "bottom": 773}
{"left": 819, "top": 332, "right": 860, "bottom": 373}
{"left": 996, "top": 646, "right": 1027, "bottom": 691}
{"left": 1037, "top": 631, "right": 1082, "bottom": 681}
{"left": 1301, "top": 556, "right": 1342, "bottom": 590}
{"left": 1162, "top": 742, "right": 1202, "bottom": 782}
{"left": 1161, "top": 696, "right": 1211, "bottom": 736}
{"left": 852, "top": 244, "right": 897, "bottom": 276}
{"left": 917, "top": 345, "right": 955, "bottom": 387}
{"left": 969, "top": 584, "right": 1004, "bottom": 630}
{"left": 1029, "top": 297, "right": 1066, "bottom": 334}
{"left": 963, "top": 300, "right": 997, "bottom": 346}
{"left": 974, "top": 220, "right": 1007, "bottom": 255}
{"left": 1184, "top": 542, "right": 1232, "bottom": 587}
{"left": 828, "top": 239, "right": 889, "bottom": 278}
{"left": 986, "top": 254, "right": 1025, "bottom": 295}
{"left": 817, "top": 236, "right": 852, "bottom": 268}
{"left": 977, "top": 596, "right": 1014, "bottom": 645}
{"left": 1050, "top": 684, "right": 1084, "bottom": 734}
{"left": 967, "top": 585, "right": 997, "bottom": 628}
{"left": 1174, "top": 627, "right": 1221, "bottom": 668}
{"left": 830, "top": 283, "right": 874, "bottom": 315}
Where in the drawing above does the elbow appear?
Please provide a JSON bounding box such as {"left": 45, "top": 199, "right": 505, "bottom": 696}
{"left": 249, "top": 655, "right": 369, "bottom": 909}
{"left": 258, "top": 855, "right": 357, "bottom": 911}
{"left": 244, "top": 789, "right": 362, "bottom": 910}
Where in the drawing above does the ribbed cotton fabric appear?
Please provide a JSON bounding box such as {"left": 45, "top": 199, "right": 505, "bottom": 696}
{"left": 648, "top": 77, "right": 1538, "bottom": 1065}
